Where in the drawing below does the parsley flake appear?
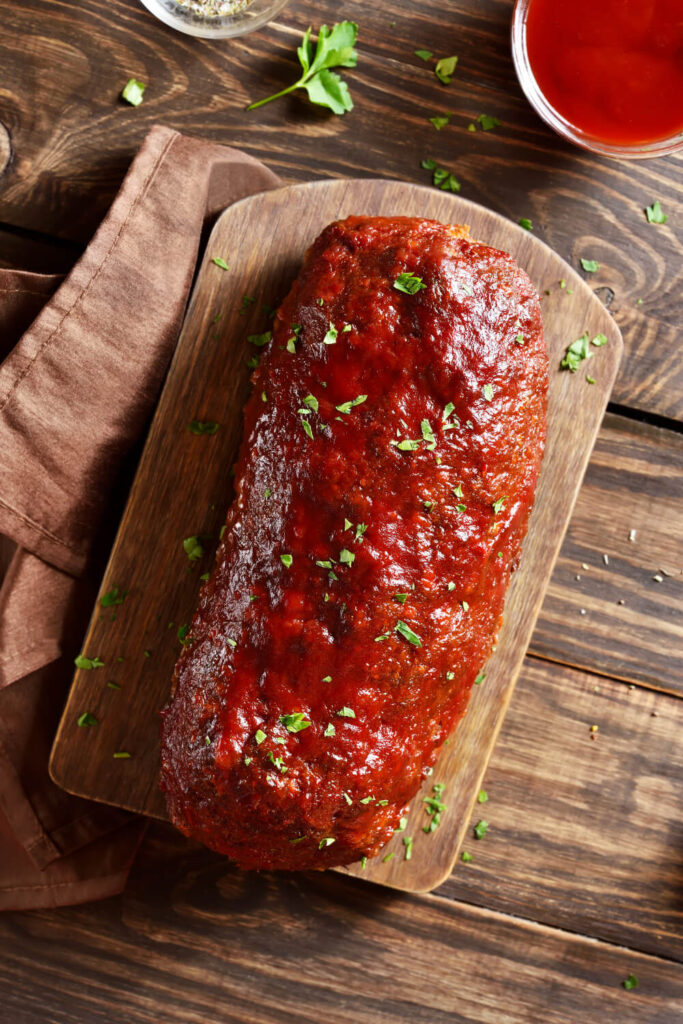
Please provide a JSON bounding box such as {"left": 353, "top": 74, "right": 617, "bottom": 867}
{"left": 474, "top": 671, "right": 486, "bottom": 685}
{"left": 560, "top": 332, "right": 595, "bottom": 372}
{"left": 434, "top": 55, "right": 458, "bottom": 84}
{"left": 645, "top": 201, "right": 667, "bottom": 225}
{"left": 483, "top": 383, "right": 493, "bottom": 401}
{"left": 247, "top": 331, "right": 272, "bottom": 347}
{"left": 476, "top": 114, "right": 501, "bottom": 131}
{"left": 623, "top": 974, "right": 638, "bottom": 990}
{"left": 324, "top": 723, "right": 336, "bottom": 737}
{"left": 100, "top": 586, "right": 128, "bottom": 608}
{"left": 339, "top": 548, "right": 355, "bottom": 566}
{"left": 393, "top": 272, "right": 426, "bottom": 294}
{"left": 121, "top": 78, "right": 146, "bottom": 106}
{"left": 403, "top": 836, "right": 414, "bottom": 860}
{"left": 113, "top": 751, "right": 131, "bottom": 759}
{"left": 212, "top": 256, "right": 229, "bottom": 271}
{"left": 183, "top": 536, "right": 204, "bottom": 561}
{"left": 492, "top": 497, "right": 507, "bottom": 514}
{"left": 319, "top": 837, "right": 336, "bottom": 849}
{"left": 337, "top": 707, "right": 356, "bottom": 718}
{"left": 323, "top": 322, "right": 338, "bottom": 345}
{"left": 394, "top": 593, "right": 409, "bottom": 605}
{"left": 473, "top": 819, "right": 489, "bottom": 839}
{"left": 478, "top": 789, "right": 488, "bottom": 803}
{"left": 518, "top": 217, "right": 533, "bottom": 231}
{"left": 336, "top": 394, "right": 367, "bottom": 414}
{"left": 415, "top": 48, "right": 433, "bottom": 61}
{"left": 188, "top": 420, "right": 220, "bottom": 436}
{"left": 303, "top": 394, "right": 319, "bottom": 413}
{"left": 255, "top": 729, "right": 267, "bottom": 745}
{"left": 77, "top": 712, "right": 98, "bottom": 727}
{"left": 280, "top": 554, "right": 293, "bottom": 568}
{"left": 429, "top": 114, "right": 450, "bottom": 131}
{"left": 280, "top": 712, "right": 311, "bottom": 733}
{"left": 421, "top": 157, "right": 460, "bottom": 193}
{"left": 580, "top": 258, "right": 599, "bottom": 273}
{"left": 461, "top": 850, "right": 473, "bottom": 863}
{"left": 74, "top": 655, "right": 104, "bottom": 670}
{"left": 395, "top": 620, "right": 423, "bottom": 647}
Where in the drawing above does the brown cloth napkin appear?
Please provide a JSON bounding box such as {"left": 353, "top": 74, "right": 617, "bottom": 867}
{"left": 0, "top": 125, "right": 280, "bottom": 910}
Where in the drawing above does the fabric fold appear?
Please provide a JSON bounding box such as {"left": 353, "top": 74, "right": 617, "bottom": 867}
{"left": 0, "top": 125, "right": 281, "bottom": 911}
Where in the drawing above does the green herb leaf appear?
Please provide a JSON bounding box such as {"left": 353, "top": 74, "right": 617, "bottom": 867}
{"left": 336, "top": 707, "right": 356, "bottom": 718}
{"left": 586, "top": 374, "right": 596, "bottom": 385}
{"left": 474, "top": 670, "right": 486, "bottom": 685}
{"left": 518, "top": 217, "right": 533, "bottom": 231}
{"left": 393, "top": 272, "right": 426, "bottom": 294}
{"left": 420, "top": 419, "right": 436, "bottom": 448}
{"left": 77, "top": 712, "right": 98, "bottom": 727}
{"left": 183, "top": 536, "right": 204, "bottom": 561}
{"left": 394, "top": 593, "right": 409, "bottom": 604}
{"left": 473, "top": 819, "right": 489, "bottom": 839}
{"left": 301, "top": 418, "right": 314, "bottom": 440}
{"left": 280, "top": 712, "right": 312, "bottom": 733}
{"left": 645, "top": 201, "right": 667, "bottom": 225}
{"left": 395, "top": 619, "right": 423, "bottom": 647}
{"left": 336, "top": 394, "right": 367, "bottom": 414}
{"left": 339, "top": 548, "right": 355, "bottom": 566}
{"left": 324, "top": 723, "right": 336, "bottom": 737}
{"left": 393, "top": 438, "right": 422, "bottom": 451}
{"left": 319, "top": 837, "right": 336, "bottom": 849}
{"left": 121, "top": 79, "right": 146, "bottom": 106}
{"left": 477, "top": 789, "right": 488, "bottom": 803}
{"left": 188, "top": 419, "right": 220, "bottom": 435}
{"left": 476, "top": 114, "right": 501, "bottom": 131}
{"left": 255, "top": 729, "right": 267, "bottom": 745}
{"left": 434, "top": 55, "right": 458, "bottom": 84}
{"left": 100, "top": 586, "right": 128, "bottom": 608}
{"left": 74, "top": 655, "right": 104, "bottom": 670}
{"left": 560, "top": 332, "right": 592, "bottom": 372}
{"left": 421, "top": 158, "right": 461, "bottom": 193}
{"left": 177, "top": 624, "right": 190, "bottom": 645}
{"left": 107, "top": 681, "right": 121, "bottom": 690}
{"left": 247, "top": 21, "right": 358, "bottom": 114}
{"left": 323, "top": 322, "right": 338, "bottom": 345}
{"left": 403, "top": 836, "right": 414, "bottom": 860}
{"left": 280, "top": 553, "right": 293, "bottom": 568}
{"left": 212, "top": 256, "right": 229, "bottom": 271}
{"left": 429, "top": 114, "right": 450, "bottom": 131}
{"left": 623, "top": 974, "right": 638, "bottom": 991}
{"left": 592, "top": 332, "right": 609, "bottom": 347}
{"left": 247, "top": 331, "right": 272, "bottom": 347}
{"left": 414, "top": 48, "right": 433, "bottom": 61}
{"left": 492, "top": 496, "right": 507, "bottom": 514}
{"left": 302, "top": 394, "right": 319, "bottom": 413}
{"left": 461, "top": 850, "right": 473, "bottom": 862}
{"left": 580, "top": 258, "right": 599, "bottom": 273}
{"left": 113, "top": 751, "right": 131, "bottom": 759}
{"left": 483, "top": 383, "right": 493, "bottom": 401}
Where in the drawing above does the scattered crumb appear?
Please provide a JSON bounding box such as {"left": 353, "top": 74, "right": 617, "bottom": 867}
{"left": 593, "top": 685, "right": 600, "bottom": 693}
{"left": 603, "top": 554, "right": 609, "bottom": 565}
{"left": 651, "top": 711, "right": 659, "bottom": 718}
{"left": 582, "top": 563, "right": 589, "bottom": 570}
{"left": 628, "top": 529, "right": 637, "bottom": 542}
{"left": 590, "top": 724, "right": 599, "bottom": 732}
{"left": 617, "top": 599, "right": 626, "bottom": 605}
{"left": 629, "top": 685, "right": 635, "bottom": 690}
{"left": 653, "top": 574, "right": 664, "bottom": 583}
{"left": 575, "top": 574, "right": 581, "bottom": 581}
{"left": 580, "top": 608, "right": 587, "bottom": 615}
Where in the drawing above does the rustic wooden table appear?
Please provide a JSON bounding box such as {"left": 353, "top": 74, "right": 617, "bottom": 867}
{"left": 0, "top": 1, "right": 681, "bottom": 1021}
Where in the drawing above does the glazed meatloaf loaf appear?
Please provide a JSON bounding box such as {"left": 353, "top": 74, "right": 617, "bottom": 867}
{"left": 160, "top": 215, "right": 548, "bottom": 870}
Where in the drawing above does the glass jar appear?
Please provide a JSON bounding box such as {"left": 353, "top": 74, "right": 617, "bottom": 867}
{"left": 139, "top": 0, "right": 290, "bottom": 39}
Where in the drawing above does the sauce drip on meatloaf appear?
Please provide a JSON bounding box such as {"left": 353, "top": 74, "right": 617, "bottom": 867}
{"left": 160, "top": 216, "right": 548, "bottom": 870}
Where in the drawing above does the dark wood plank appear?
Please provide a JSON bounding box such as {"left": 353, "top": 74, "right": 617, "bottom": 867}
{"left": 531, "top": 413, "right": 683, "bottom": 694}
{"left": 49, "top": 179, "right": 622, "bottom": 894}
{"left": 439, "top": 658, "right": 683, "bottom": 960}
{"left": 0, "top": 1, "right": 680, "bottom": 418}
{"left": 0, "top": 828, "right": 681, "bottom": 1024}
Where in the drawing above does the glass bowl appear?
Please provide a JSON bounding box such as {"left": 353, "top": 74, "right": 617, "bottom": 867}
{"left": 511, "top": 0, "right": 683, "bottom": 160}
{"left": 139, "top": 0, "right": 290, "bottom": 39}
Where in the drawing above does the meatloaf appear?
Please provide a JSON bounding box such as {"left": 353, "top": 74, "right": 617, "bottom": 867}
{"left": 160, "top": 215, "right": 548, "bottom": 870}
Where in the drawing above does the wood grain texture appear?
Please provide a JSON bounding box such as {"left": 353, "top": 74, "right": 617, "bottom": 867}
{"left": 1, "top": 827, "right": 682, "bottom": 1024}
{"left": 531, "top": 413, "right": 683, "bottom": 694}
{"left": 49, "top": 178, "right": 622, "bottom": 893}
{"left": 440, "top": 658, "right": 683, "bottom": 960}
{"left": 0, "top": 0, "right": 680, "bottom": 418}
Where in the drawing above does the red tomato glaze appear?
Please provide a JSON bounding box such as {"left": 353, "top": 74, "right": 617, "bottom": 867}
{"left": 160, "top": 216, "right": 548, "bottom": 870}
{"left": 525, "top": 0, "right": 683, "bottom": 146}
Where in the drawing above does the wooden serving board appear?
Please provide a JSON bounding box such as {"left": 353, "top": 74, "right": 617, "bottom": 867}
{"left": 50, "top": 179, "right": 622, "bottom": 892}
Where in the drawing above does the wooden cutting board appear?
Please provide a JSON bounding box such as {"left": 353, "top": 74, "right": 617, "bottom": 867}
{"left": 50, "top": 179, "right": 622, "bottom": 892}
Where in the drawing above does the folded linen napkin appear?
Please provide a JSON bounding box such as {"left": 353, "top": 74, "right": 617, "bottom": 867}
{"left": 0, "top": 125, "right": 280, "bottom": 910}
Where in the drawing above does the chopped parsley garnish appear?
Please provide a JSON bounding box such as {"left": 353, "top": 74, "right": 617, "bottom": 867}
{"left": 473, "top": 819, "right": 489, "bottom": 839}
{"left": 319, "top": 837, "right": 336, "bottom": 849}
{"left": 392, "top": 438, "right": 421, "bottom": 451}
{"left": 374, "top": 633, "right": 390, "bottom": 642}
{"left": 382, "top": 852, "right": 395, "bottom": 863}
{"left": 421, "top": 158, "right": 460, "bottom": 193}
{"left": 446, "top": 671, "right": 455, "bottom": 680}
{"left": 360, "top": 796, "right": 374, "bottom": 805}
{"left": 455, "top": 503, "right": 466, "bottom": 513}
{"left": 453, "top": 483, "right": 463, "bottom": 498}
{"left": 420, "top": 419, "right": 436, "bottom": 449}
{"left": 475, "top": 114, "right": 501, "bottom": 131}
{"left": 355, "top": 523, "right": 368, "bottom": 541}
{"left": 247, "top": 331, "right": 272, "bottom": 347}
{"left": 434, "top": 55, "right": 458, "bottom": 84}
{"left": 77, "top": 712, "right": 98, "bottom": 727}
{"left": 336, "top": 394, "right": 367, "bottom": 414}
{"left": 74, "top": 655, "right": 104, "bottom": 670}
{"left": 183, "top": 536, "right": 204, "bottom": 561}
{"left": 360, "top": 855, "right": 368, "bottom": 868}
{"left": 100, "top": 586, "right": 128, "bottom": 607}
{"left": 393, "top": 272, "right": 426, "bottom": 294}
{"left": 212, "top": 257, "right": 229, "bottom": 271}
{"left": 205, "top": 736, "right": 211, "bottom": 746}
{"left": 394, "top": 593, "right": 409, "bottom": 605}
{"left": 280, "top": 712, "right": 311, "bottom": 733}
{"left": 447, "top": 582, "right": 456, "bottom": 591}
{"left": 580, "top": 258, "right": 599, "bottom": 273}
{"left": 474, "top": 671, "right": 486, "bottom": 685}
{"left": 322, "top": 675, "right": 332, "bottom": 682}
{"left": 477, "top": 789, "right": 488, "bottom": 803}
{"left": 303, "top": 394, "right": 319, "bottom": 413}
{"left": 623, "top": 974, "right": 638, "bottom": 990}
{"left": 518, "top": 217, "right": 533, "bottom": 231}
{"left": 323, "top": 322, "right": 338, "bottom": 345}
{"left": 396, "top": 817, "right": 408, "bottom": 832}
{"left": 267, "top": 751, "right": 288, "bottom": 773}
{"left": 429, "top": 114, "right": 450, "bottom": 131}
{"left": 177, "top": 624, "right": 190, "bottom": 644}
{"left": 247, "top": 21, "right": 358, "bottom": 115}
{"left": 255, "top": 729, "right": 267, "bottom": 745}
{"left": 645, "top": 201, "right": 667, "bottom": 225}
{"left": 286, "top": 337, "right": 296, "bottom": 354}
{"left": 324, "top": 723, "right": 336, "bottom": 737}
{"left": 414, "top": 48, "right": 433, "bottom": 61}
{"left": 492, "top": 497, "right": 507, "bottom": 514}
{"left": 301, "top": 418, "right": 314, "bottom": 440}
{"left": 586, "top": 375, "right": 596, "bottom": 385}
{"left": 403, "top": 836, "right": 414, "bottom": 860}
{"left": 280, "top": 553, "right": 293, "bottom": 568}
{"left": 238, "top": 294, "right": 256, "bottom": 314}
{"left": 442, "top": 402, "right": 456, "bottom": 422}
{"left": 483, "top": 383, "right": 493, "bottom": 401}
{"left": 395, "top": 619, "right": 423, "bottom": 647}
{"left": 343, "top": 791, "right": 353, "bottom": 805}
{"left": 337, "top": 707, "right": 356, "bottom": 718}
{"left": 107, "top": 681, "right": 121, "bottom": 690}
{"left": 121, "top": 78, "right": 146, "bottom": 106}
{"left": 423, "top": 783, "right": 446, "bottom": 832}
{"left": 461, "top": 601, "right": 469, "bottom": 612}
{"left": 461, "top": 850, "right": 473, "bottom": 863}
{"left": 188, "top": 420, "right": 220, "bottom": 435}
{"left": 560, "top": 331, "right": 607, "bottom": 372}
{"left": 343, "top": 518, "right": 352, "bottom": 531}
{"left": 339, "top": 548, "right": 355, "bottom": 566}
{"left": 515, "top": 332, "right": 525, "bottom": 345}
{"left": 113, "top": 751, "right": 131, "bottom": 759}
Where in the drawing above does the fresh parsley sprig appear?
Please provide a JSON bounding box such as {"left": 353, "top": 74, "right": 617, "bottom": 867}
{"left": 247, "top": 22, "right": 358, "bottom": 115}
